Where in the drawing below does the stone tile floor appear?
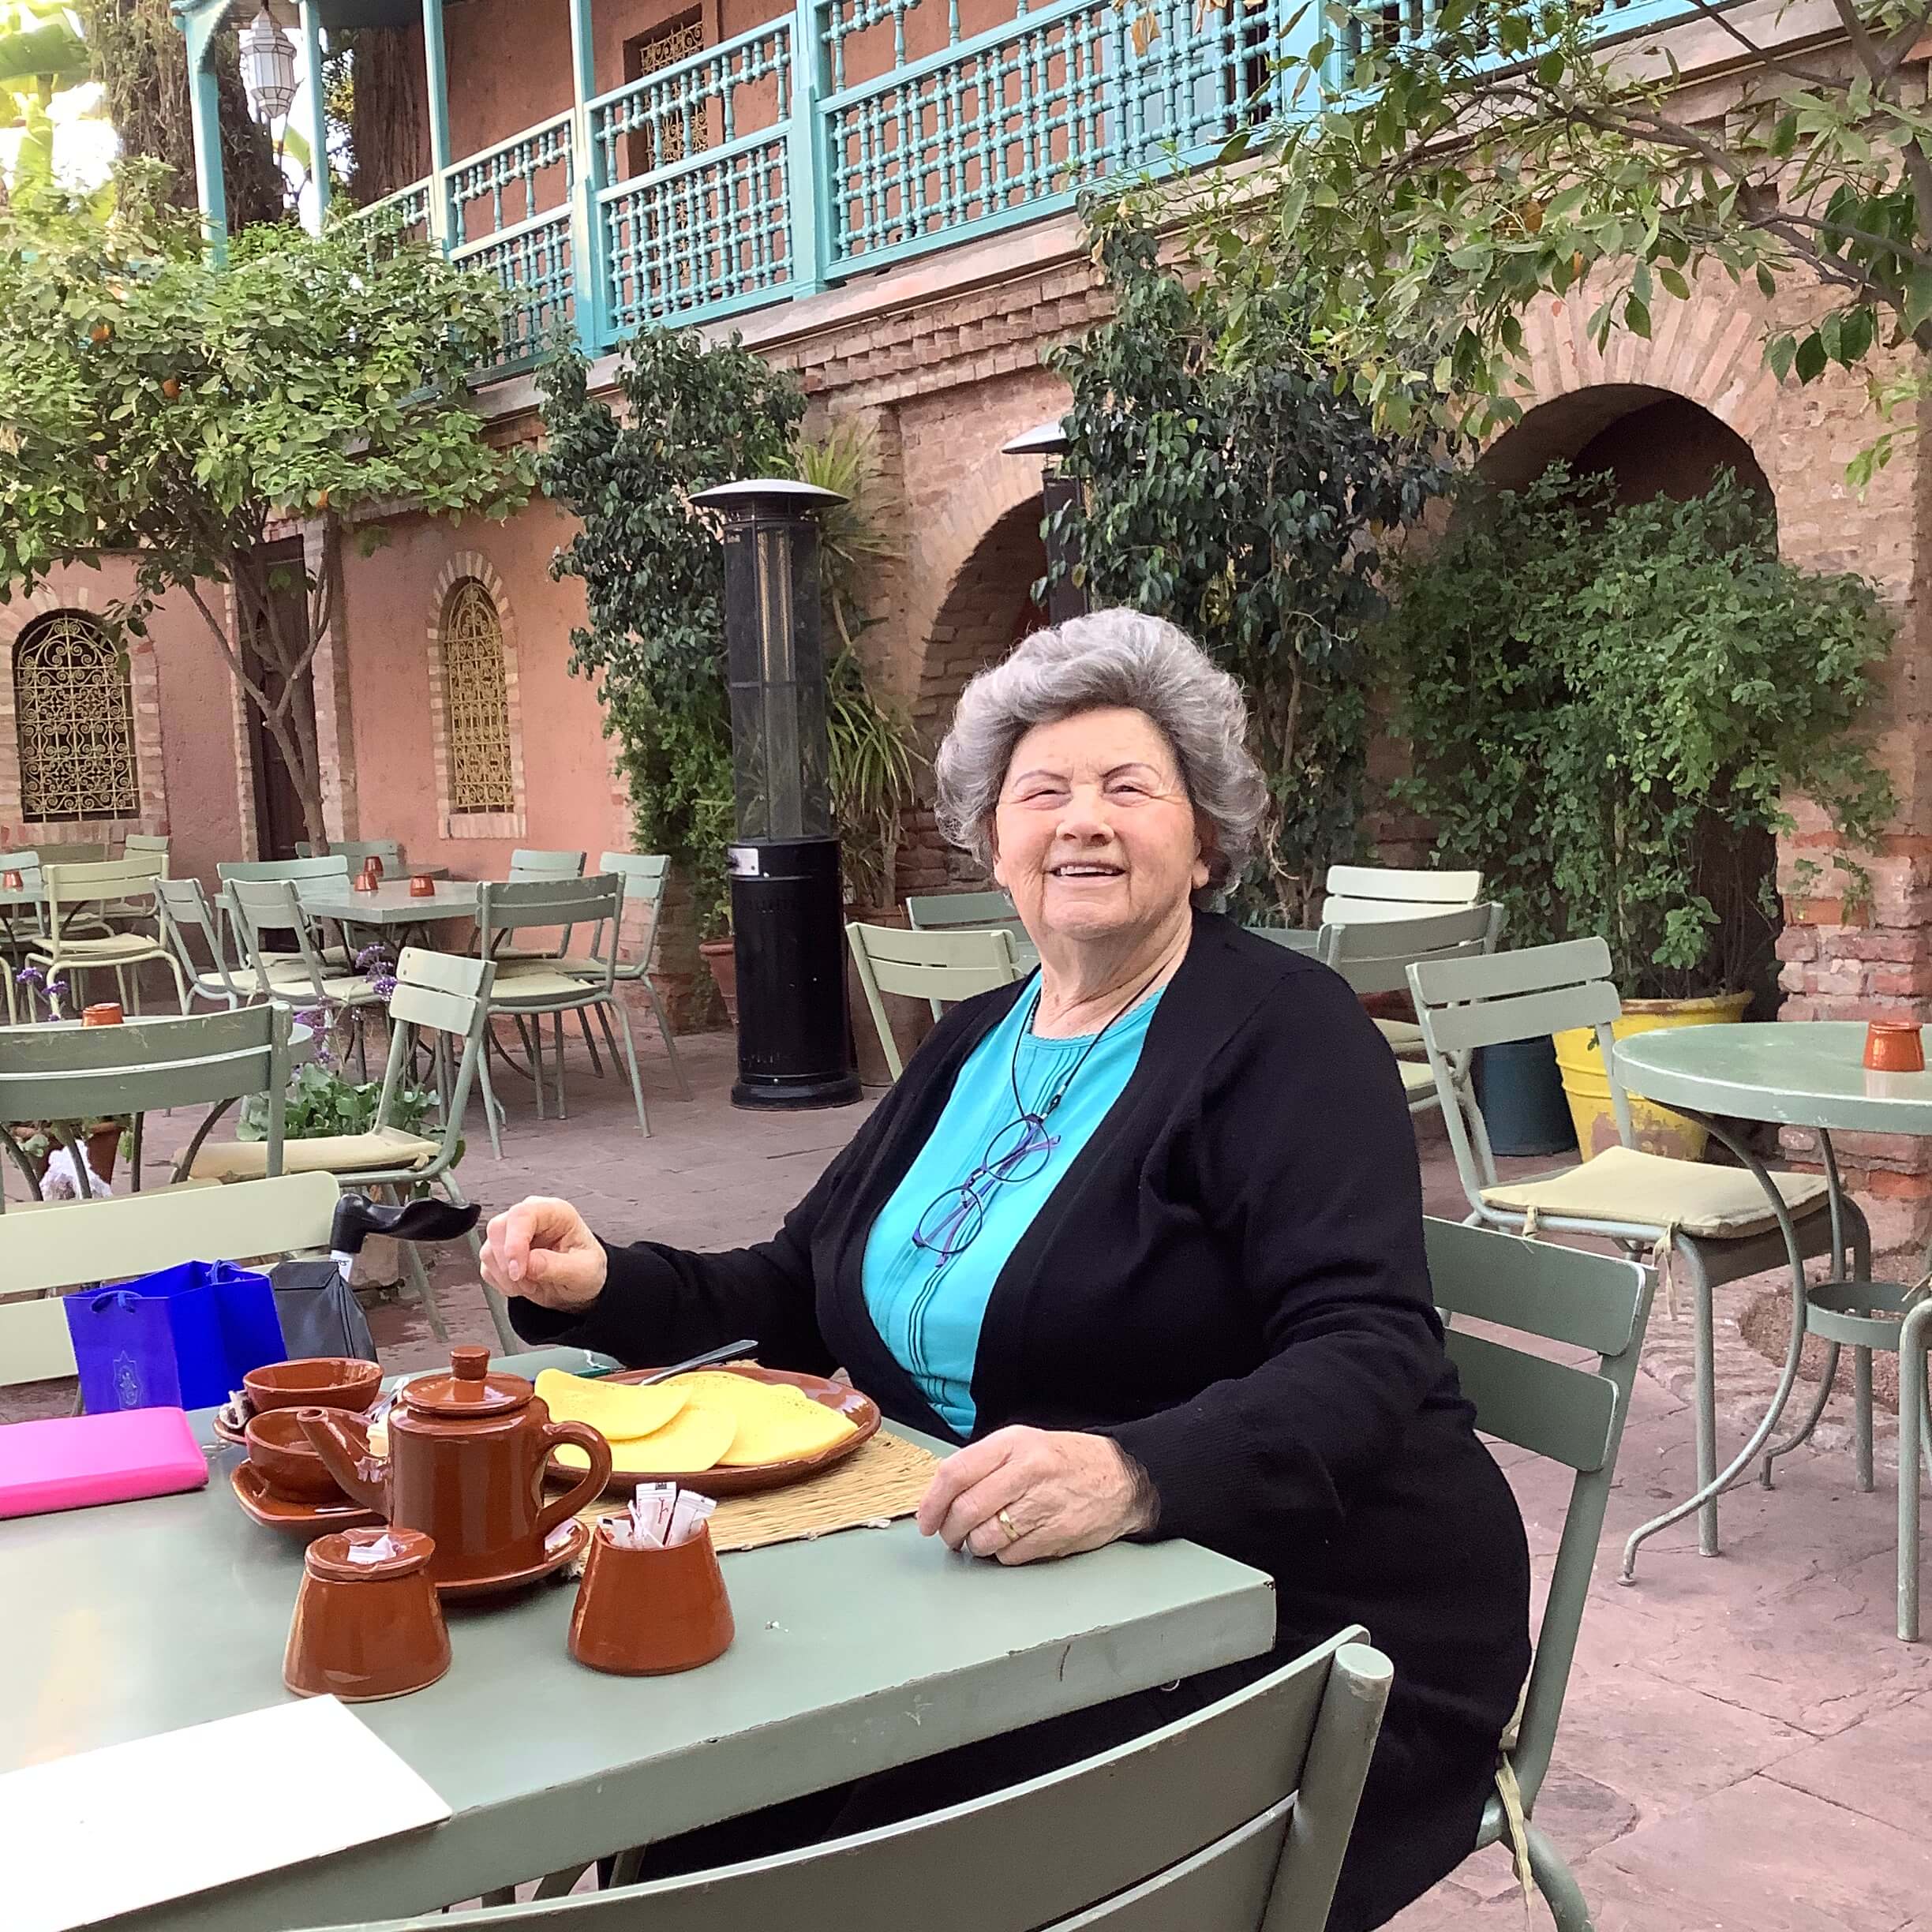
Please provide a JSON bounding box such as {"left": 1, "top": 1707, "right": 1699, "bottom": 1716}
{"left": 13, "top": 1024, "right": 1932, "bottom": 1929}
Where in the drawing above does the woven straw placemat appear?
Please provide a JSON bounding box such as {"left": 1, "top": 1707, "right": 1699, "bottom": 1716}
{"left": 575, "top": 1429, "right": 938, "bottom": 1555}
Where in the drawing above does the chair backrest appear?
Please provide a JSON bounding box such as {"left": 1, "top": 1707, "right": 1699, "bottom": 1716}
{"left": 0, "top": 1003, "right": 289, "bottom": 1191}
{"left": 217, "top": 854, "right": 353, "bottom": 912}
{"left": 27, "top": 841, "right": 108, "bottom": 867}
{"left": 905, "top": 889, "right": 1027, "bottom": 939}
{"left": 1410, "top": 938, "right": 1624, "bottom": 1208}
{"left": 1320, "top": 864, "right": 1485, "bottom": 925}
{"left": 377, "top": 949, "right": 496, "bottom": 1170}
{"left": 1316, "top": 903, "right": 1497, "bottom": 998}
{"left": 592, "top": 853, "right": 670, "bottom": 978}
{"left": 478, "top": 878, "right": 620, "bottom": 985}
{"left": 42, "top": 854, "right": 166, "bottom": 927}
{"left": 336, "top": 1631, "right": 1392, "bottom": 1932}
{"left": 296, "top": 838, "right": 405, "bottom": 873}
{"left": 1425, "top": 1217, "right": 1653, "bottom": 1810}
{"left": 155, "top": 877, "right": 239, "bottom": 999}
{"left": 225, "top": 877, "right": 336, "bottom": 998}
{"left": 0, "top": 1170, "right": 341, "bottom": 1386}
{"left": 846, "top": 923, "right": 1019, "bottom": 1081}
{"left": 508, "top": 848, "right": 588, "bottom": 883}
{"left": 1243, "top": 923, "right": 1320, "bottom": 953}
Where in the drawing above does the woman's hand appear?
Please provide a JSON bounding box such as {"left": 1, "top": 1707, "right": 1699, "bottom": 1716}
{"left": 480, "top": 1196, "right": 608, "bottom": 1312}
{"left": 915, "top": 1426, "right": 1158, "bottom": 1564}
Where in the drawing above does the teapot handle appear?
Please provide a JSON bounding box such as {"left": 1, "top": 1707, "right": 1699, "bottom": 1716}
{"left": 534, "top": 1420, "right": 613, "bottom": 1540}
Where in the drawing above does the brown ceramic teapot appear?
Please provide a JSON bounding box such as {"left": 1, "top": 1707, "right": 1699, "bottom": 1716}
{"left": 299, "top": 1346, "right": 612, "bottom": 1589}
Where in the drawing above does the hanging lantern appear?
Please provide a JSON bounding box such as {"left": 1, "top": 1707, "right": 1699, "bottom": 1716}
{"left": 238, "top": 7, "right": 299, "bottom": 126}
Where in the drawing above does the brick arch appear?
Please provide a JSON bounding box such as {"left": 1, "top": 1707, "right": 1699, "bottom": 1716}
{"left": 0, "top": 582, "right": 167, "bottom": 845}
{"left": 425, "top": 549, "right": 528, "bottom": 840}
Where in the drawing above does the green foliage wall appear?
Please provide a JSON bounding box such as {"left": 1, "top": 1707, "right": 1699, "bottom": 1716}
{"left": 1381, "top": 468, "right": 1895, "bottom": 998}
{"left": 1047, "top": 207, "right": 1451, "bottom": 920}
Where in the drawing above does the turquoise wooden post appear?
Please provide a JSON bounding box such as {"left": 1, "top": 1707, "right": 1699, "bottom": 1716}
{"left": 565, "top": 0, "right": 606, "bottom": 352}
{"left": 420, "top": 0, "right": 454, "bottom": 249}
{"left": 178, "top": 2, "right": 229, "bottom": 263}
{"left": 299, "top": 1, "right": 330, "bottom": 224}
{"left": 787, "top": 0, "right": 830, "bottom": 294}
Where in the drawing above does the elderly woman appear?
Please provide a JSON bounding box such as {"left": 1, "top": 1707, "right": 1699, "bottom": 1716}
{"left": 486, "top": 611, "right": 1529, "bottom": 1930}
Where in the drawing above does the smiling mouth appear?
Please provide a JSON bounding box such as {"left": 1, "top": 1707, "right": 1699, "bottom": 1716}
{"left": 1049, "top": 864, "right": 1123, "bottom": 878}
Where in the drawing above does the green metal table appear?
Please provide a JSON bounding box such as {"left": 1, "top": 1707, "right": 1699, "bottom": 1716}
{"left": 0, "top": 1348, "right": 1276, "bottom": 1929}
{"left": 1613, "top": 1022, "right": 1932, "bottom": 1630}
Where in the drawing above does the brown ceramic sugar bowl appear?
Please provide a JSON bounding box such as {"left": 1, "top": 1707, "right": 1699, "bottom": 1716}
{"left": 284, "top": 1527, "right": 451, "bottom": 1702}
{"left": 245, "top": 1355, "right": 383, "bottom": 1415}
{"left": 245, "top": 1408, "right": 347, "bottom": 1503}
{"left": 1865, "top": 1020, "right": 1926, "bottom": 1074}
{"left": 568, "top": 1517, "right": 735, "bottom": 1676}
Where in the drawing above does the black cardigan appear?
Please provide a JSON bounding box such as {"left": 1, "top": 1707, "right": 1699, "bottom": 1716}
{"left": 514, "top": 913, "right": 1529, "bottom": 1802}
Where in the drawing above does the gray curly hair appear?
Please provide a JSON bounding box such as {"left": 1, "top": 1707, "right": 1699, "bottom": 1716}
{"left": 933, "top": 609, "right": 1269, "bottom": 893}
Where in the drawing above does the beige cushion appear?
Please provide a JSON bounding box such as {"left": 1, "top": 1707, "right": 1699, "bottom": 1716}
{"left": 31, "top": 934, "right": 167, "bottom": 963}
{"left": 1481, "top": 1145, "right": 1830, "bottom": 1240}
{"left": 1399, "top": 1060, "right": 1439, "bottom": 1101}
{"left": 190, "top": 1127, "right": 439, "bottom": 1183}
{"left": 488, "top": 971, "right": 597, "bottom": 1004}
{"left": 496, "top": 955, "right": 603, "bottom": 979}
{"left": 1376, "top": 1017, "right": 1425, "bottom": 1054}
{"left": 315, "top": 973, "right": 385, "bottom": 1005}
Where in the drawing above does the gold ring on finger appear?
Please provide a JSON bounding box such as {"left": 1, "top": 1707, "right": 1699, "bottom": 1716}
{"left": 998, "top": 1507, "right": 1021, "bottom": 1543}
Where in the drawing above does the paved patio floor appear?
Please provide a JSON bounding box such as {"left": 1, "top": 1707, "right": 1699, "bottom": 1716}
{"left": 16, "top": 1021, "right": 1932, "bottom": 1929}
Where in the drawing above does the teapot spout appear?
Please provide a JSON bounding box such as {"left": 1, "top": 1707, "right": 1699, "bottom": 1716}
{"left": 296, "top": 1406, "right": 389, "bottom": 1515}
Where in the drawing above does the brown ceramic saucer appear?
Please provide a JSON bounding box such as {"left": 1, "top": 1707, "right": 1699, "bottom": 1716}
{"left": 230, "top": 1462, "right": 382, "bottom": 1540}
{"left": 212, "top": 1402, "right": 251, "bottom": 1447}
{"left": 557, "top": 1365, "right": 881, "bottom": 1500}
{"left": 434, "top": 1514, "right": 591, "bottom": 1601}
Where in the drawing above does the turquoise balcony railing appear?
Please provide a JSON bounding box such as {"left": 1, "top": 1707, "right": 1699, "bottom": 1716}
{"left": 347, "top": 0, "right": 1699, "bottom": 376}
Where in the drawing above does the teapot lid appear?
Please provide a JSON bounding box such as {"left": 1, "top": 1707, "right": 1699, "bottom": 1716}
{"left": 401, "top": 1345, "right": 531, "bottom": 1417}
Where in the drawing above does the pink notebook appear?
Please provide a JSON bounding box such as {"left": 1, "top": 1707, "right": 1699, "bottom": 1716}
{"left": 0, "top": 1407, "right": 209, "bottom": 1520}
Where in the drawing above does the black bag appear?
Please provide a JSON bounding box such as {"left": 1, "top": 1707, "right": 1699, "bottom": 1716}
{"left": 268, "top": 1260, "right": 377, "bottom": 1364}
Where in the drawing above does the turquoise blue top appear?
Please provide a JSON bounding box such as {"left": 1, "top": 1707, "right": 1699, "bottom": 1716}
{"left": 860, "top": 983, "right": 1163, "bottom": 1436}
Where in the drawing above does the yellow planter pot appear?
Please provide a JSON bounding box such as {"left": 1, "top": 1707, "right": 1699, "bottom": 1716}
{"left": 1553, "top": 993, "right": 1753, "bottom": 1162}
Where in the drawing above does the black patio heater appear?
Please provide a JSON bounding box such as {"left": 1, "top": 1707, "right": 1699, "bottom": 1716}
{"left": 1002, "top": 418, "right": 1088, "bottom": 623}
{"left": 691, "top": 478, "right": 862, "bottom": 1111}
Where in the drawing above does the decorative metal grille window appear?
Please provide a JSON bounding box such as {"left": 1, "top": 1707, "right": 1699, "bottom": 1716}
{"left": 439, "top": 579, "right": 517, "bottom": 814}
{"left": 13, "top": 612, "right": 138, "bottom": 822}
{"left": 625, "top": 13, "right": 708, "bottom": 175}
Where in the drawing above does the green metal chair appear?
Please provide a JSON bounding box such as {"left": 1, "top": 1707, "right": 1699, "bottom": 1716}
{"left": 29, "top": 854, "right": 190, "bottom": 1015}
{"left": 320, "top": 1628, "right": 1391, "bottom": 1932}
{"left": 477, "top": 876, "right": 649, "bottom": 1155}
{"left": 157, "top": 876, "right": 314, "bottom": 1011}
{"left": 905, "top": 889, "right": 1028, "bottom": 949}
{"left": 295, "top": 838, "right": 405, "bottom": 874}
{"left": 190, "top": 949, "right": 504, "bottom": 1347}
{"left": 216, "top": 856, "right": 356, "bottom": 970}
{"left": 225, "top": 876, "right": 388, "bottom": 1075}
{"left": 846, "top": 922, "right": 1020, "bottom": 1079}
{"left": 1425, "top": 1216, "right": 1655, "bottom": 1932}
{"left": 1410, "top": 937, "right": 1866, "bottom": 1579}
{"left": 0, "top": 1003, "right": 289, "bottom": 1207}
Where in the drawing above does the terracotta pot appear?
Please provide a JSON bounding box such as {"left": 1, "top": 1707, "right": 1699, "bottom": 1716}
{"left": 568, "top": 1517, "right": 735, "bottom": 1676}
{"left": 698, "top": 938, "right": 739, "bottom": 1026}
{"left": 1865, "top": 1020, "right": 1926, "bottom": 1073}
{"left": 298, "top": 1345, "right": 612, "bottom": 1589}
{"left": 244, "top": 1354, "right": 382, "bottom": 1414}
{"left": 245, "top": 1409, "right": 348, "bottom": 1504}
{"left": 283, "top": 1527, "right": 451, "bottom": 1702}
{"left": 81, "top": 1002, "right": 123, "bottom": 1028}
{"left": 16, "top": 1122, "right": 122, "bottom": 1186}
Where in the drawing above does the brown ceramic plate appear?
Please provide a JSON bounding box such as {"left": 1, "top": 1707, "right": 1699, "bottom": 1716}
{"left": 553, "top": 1365, "right": 881, "bottom": 1500}
{"left": 230, "top": 1462, "right": 383, "bottom": 1541}
{"left": 436, "top": 1515, "right": 591, "bottom": 1601}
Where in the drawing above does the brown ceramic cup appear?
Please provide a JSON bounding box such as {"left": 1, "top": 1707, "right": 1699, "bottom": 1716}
{"left": 284, "top": 1527, "right": 451, "bottom": 1703}
{"left": 363, "top": 855, "right": 384, "bottom": 882}
{"left": 408, "top": 874, "right": 436, "bottom": 898}
{"left": 245, "top": 1356, "right": 383, "bottom": 1415}
{"left": 1, "top": 871, "right": 21, "bottom": 892}
{"left": 245, "top": 1408, "right": 347, "bottom": 1503}
{"left": 80, "top": 1002, "right": 123, "bottom": 1028}
{"left": 568, "top": 1517, "right": 735, "bottom": 1676}
{"left": 1865, "top": 1020, "right": 1926, "bottom": 1073}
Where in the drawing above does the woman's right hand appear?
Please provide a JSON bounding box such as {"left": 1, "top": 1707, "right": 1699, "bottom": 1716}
{"left": 481, "top": 1196, "right": 608, "bottom": 1312}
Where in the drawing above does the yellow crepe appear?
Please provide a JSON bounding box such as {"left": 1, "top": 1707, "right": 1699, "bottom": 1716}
{"left": 551, "top": 1402, "right": 739, "bottom": 1475}
{"left": 535, "top": 1368, "right": 687, "bottom": 1443}
{"left": 655, "top": 1372, "right": 858, "bottom": 1467}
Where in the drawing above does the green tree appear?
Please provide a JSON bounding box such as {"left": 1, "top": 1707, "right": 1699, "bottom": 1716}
{"left": 0, "top": 165, "right": 531, "bottom": 844}
{"left": 1, "top": 2, "right": 92, "bottom": 190}
{"left": 1182, "top": 0, "right": 1932, "bottom": 478}
{"left": 1047, "top": 204, "right": 1451, "bottom": 919}
{"left": 1380, "top": 466, "right": 1895, "bottom": 994}
{"left": 538, "top": 328, "right": 806, "bottom": 938}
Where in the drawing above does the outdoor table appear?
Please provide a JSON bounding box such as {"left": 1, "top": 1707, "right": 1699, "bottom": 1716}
{"left": 302, "top": 878, "right": 481, "bottom": 931}
{"left": 0, "top": 1346, "right": 1277, "bottom": 1930}
{"left": 1613, "top": 1022, "right": 1932, "bottom": 1618}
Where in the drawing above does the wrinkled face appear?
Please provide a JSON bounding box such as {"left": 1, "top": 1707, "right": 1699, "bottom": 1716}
{"left": 990, "top": 707, "right": 1211, "bottom": 951}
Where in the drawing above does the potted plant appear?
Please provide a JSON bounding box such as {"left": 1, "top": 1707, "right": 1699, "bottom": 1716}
{"left": 1380, "top": 466, "right": 1894, "bottom": 1159}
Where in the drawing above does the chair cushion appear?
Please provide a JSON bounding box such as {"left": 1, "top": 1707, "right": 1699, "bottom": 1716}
{"left": 1376, "top": 1017, "right": 1425, "bottom": 1054}
{"left": 316, "top": 974, "right": 385, "bottom": 1005}
{"left": 488, "top": 971, "right": 597, "bottom": 1004}
{"left": 1398, "top": 1060, "right": 1438, "bottom": 1100}
{"left": 496, "top": 955, "right": 603, "bottom": 979}
{"left": 31, "top": 934, "right": 167, "bottom": 963}
{"left": 189, "top": 1128, "right": 439, "bottom": 1183}
{"left": 1481, "top": 1145, "right": 1830, "bottom": 1240}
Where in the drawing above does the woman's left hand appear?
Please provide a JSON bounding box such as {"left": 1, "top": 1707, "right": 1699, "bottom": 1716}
{"left": 916, "top": 1426, "right": 1157, "bottom": 1564}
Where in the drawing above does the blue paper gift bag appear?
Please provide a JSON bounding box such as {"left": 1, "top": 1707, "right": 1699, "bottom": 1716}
{"left": 66, "top": 1260, "right": 286, "bottom": 1414}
